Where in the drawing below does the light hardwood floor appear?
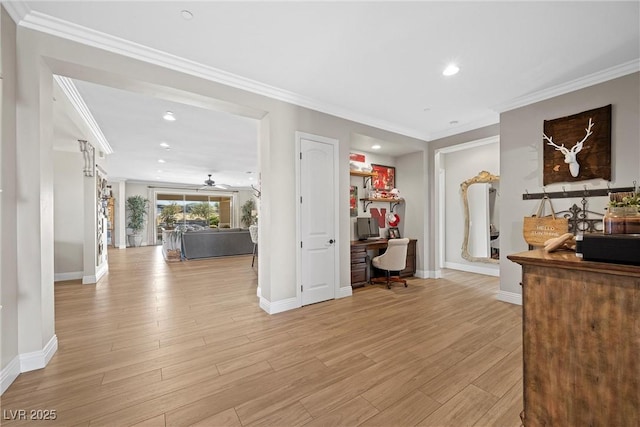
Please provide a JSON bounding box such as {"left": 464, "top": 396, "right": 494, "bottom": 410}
{"left": 1, "top": 246, "right": 523, "bottom": 426}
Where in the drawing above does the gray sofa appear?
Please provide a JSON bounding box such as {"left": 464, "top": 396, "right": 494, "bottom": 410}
{"left": 181, "top": 228, "right": 254, "bottom": 259}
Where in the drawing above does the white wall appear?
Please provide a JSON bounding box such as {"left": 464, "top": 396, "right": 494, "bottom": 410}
{"left": 53, "top": 151, "right": 84, "bottom": 279}
{"left": 0, "top": 5, "right": 19, "bottom": 390}
{"left": 499, "top": 72, "right": 640, "bottom": 302}
{"left": 442, "top": 141, "right": 500, "bottom": 275}
{"left": 396, "top": 150, "right": 427, "bottom": 277}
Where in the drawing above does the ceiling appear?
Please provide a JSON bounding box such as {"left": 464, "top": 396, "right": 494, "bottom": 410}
{"left": 12, "top": 1, "right": 640, "bottom": 187}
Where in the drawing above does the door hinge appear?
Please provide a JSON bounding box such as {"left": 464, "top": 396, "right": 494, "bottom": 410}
{"left": 300, "top": 241, "right": 303, "bottom": 248}
{"left": 300, "top": 196, "right": 303, "bottom": 203}
{"left": 301, "top": 285, "right": 303, "bottom": 292}
{"left": 299, "top": 152, "right": 302, "bottom": 159}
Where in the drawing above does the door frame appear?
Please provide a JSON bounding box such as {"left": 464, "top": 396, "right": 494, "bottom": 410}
{"left": 434, "top": 135, "right": 499, "bottom": 276}
{"left": 295, "top": 131, "right": 340, "bottom": 307}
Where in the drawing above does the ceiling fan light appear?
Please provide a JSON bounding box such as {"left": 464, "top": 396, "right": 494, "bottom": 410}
{"left": 163, "top": 111, "right": 176, "bottom": 121}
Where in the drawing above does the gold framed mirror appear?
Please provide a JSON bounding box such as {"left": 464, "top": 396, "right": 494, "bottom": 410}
{"left": 461, "top": 171, "right": 500, "bottom": 264}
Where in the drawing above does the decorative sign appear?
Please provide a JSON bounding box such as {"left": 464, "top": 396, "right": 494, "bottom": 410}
{"left": 350, "top": 186, "right": 358, "bottom": 217}
{"left": 349, "top": 152, "right": 366, "bottom": 163}
{"left": 543, "top": 105, "right": 611, "bottom": 185}
{"left": 371, "top": 164, "right": 395, "bottom": 190}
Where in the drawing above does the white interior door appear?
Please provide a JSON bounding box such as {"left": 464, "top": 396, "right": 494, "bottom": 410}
{"left": 299, "top": 133, "right": 337, "bottom": 306}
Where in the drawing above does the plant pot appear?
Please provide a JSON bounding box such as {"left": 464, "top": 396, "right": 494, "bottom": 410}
{"left": 128, "top": 233, "right": 143, "bottom": 247}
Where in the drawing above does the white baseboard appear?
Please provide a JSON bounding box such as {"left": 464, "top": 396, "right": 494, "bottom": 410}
{"left": 444, "top": 262, "right": 500, "bottom": 277}
{"left": 82, "top": 261, "right": 109, "bottom": 284}
{"left": 260, "top": 296, "right": 300, "bottom": 315}
{"left": 54, "top": 271, "right": 82, "bottom": 282}
{"left": 0, "top": 356, "right": 20, "bottom": 395}
{"left": 118, "top": 244, "right": 126, "bottom": 249}
{"left": 497, "top": 290, "right": 522, "bottom": 306}
{"left": 256, "top": 286, "right": 262, "bottom": 298}
{"left": 337, "top": 286, "right": 352, "bottom": 298}
{"left": 19, "top": 334, "right": 58, "bottom": 373}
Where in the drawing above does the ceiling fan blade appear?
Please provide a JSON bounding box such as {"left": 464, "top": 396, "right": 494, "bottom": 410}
{"left": 214, "top": 184, "right": 229, "bottom": 189}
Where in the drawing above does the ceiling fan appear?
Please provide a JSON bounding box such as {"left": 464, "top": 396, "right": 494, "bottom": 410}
{"left": 198, "top": 174, "right": 229, "bottom": 190}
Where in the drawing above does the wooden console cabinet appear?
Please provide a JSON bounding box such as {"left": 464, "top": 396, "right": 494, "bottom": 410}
{"left": 351, "top": 239, "right": 416, "bottom": 288}
{"left": 508, "top": 250, "right": 639, "bottom": 426}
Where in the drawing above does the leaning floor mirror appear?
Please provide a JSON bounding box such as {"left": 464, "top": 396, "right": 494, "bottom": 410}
{"left": 460, "top": 171, "right": 500, "bottom": 264}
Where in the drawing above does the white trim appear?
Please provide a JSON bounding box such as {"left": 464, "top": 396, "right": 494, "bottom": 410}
{"left": 0, "top": 356, "right": 21, "bottom": 395}
{"left": 428, "top": 113, "right": 499, "bottom": 141}
{"left": 494, "top": 59, "right": 640, "bottom": 113}
{"left": 7, "top": 6, "right": 638, "bottom": 143}
{"left": 431, "top": 269, "right": 443, "bottom": 279}
{"left": 19, "top": 335, "right": 58, "bottom": 373}
{"left": 444, "top": 261, "right": 500, "bottom": 277}
{"left": 295, "top": 132, "right": 340, "bottom": 307}
{"left": 117, "top": 244, "right": 126, "bottom": 249}
{"left": 414, "top": 269, "right": 432, "bottom": 279}
{"left": 497, "top": 290, "right": 522, "bottom": 306}
{"left": 259, "top": 296, "right": 300, "bottom": 315}
{"left": 16, "top": 9, "right": 429, "bottom": 141}
{"left": 82, "top": 261, "right": 108, "bottom": 284}
{"left": 53, "top": 75, "right": 113, "bottom": 154}
{"left": 54, "top": 271, "right": 83, "bottom": 282}
{"left": 256, "top": 286, "right": 262, "bottom": 298}
{"left": 434, "top": 136, "right": 500, "bottom": 280}
{"left": 337, "top": 286, "right": 352, "bottom": 299}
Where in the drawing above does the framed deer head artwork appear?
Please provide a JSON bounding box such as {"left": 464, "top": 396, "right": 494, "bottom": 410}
{"left": 543, "top": 104, "right": 611, "bottom": 185}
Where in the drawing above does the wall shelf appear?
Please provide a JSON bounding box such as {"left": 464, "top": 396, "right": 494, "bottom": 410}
{"left": 350, "top": 170, "right": 377, "bottom": 187}
{"left": 360, "top": 197, "right": 404, "bottom": 212}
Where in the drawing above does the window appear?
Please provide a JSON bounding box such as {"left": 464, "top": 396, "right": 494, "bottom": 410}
{"left": 155, "top": 192, "right": 235, "bottom": 243}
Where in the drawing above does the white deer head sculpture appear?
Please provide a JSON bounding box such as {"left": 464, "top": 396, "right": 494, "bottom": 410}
{"left": 543, "top": 118, "right": 594, "bottom": 177}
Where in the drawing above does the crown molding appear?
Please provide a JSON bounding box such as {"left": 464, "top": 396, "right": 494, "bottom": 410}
{"left": 2, "top": 0, "right": 31, "bottom": 25}
{"left": 54, "top": 75, "right": 113, "bottom": 154}
{"left": 427, "top": 113, "right": 499, "bottom": 142}
{"left": 18, "top": 10, "right": 430, "bottom": 141}
{"left": 493, "top": 59, "right": 640, "bottom": 113}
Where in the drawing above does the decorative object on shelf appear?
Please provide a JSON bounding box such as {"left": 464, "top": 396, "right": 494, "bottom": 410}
{"left": 523, "top": 195, "right": 569, "bottom": 247}
{"left": 544, "top": 232, "right": 576, "bottom": 252}
{"left": 605, "top": 190, "right": 640, "bottom": 234}
{"left": 126, "top": 195, "right": 149, "bottom": 247}
{"left": 350, "top": 185, "right": 358, "bottom": 217}
{"left": 386, "top": 211, "right": 400, "bottom": 227}
{"left": 78, "top": 139, "right": 95, "bottom": 177}
{"left": 371, "top": 164, "right": 395, "bottom": 190}
{"left": 543, "top": 104, "right": 611, "bottom": 185}
{"left": 388, "top": 227, "right": 401, "bottom": 239}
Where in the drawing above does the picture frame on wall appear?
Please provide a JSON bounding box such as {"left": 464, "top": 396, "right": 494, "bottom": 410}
{"left": 388, "top": 227, "right": 401, "bottom": 239}
{"left": 371, "top": 164, "right": 395, "bottom": 190}
{"left": 350, "top": 185, "right": 358, "bottom": 217}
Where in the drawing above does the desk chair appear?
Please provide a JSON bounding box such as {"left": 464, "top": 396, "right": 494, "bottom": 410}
{"left": 249, "top": 225, "right": 258, "bottom": 267}
{"left": 371, "top": 238, "right": 409, "bottom": 289}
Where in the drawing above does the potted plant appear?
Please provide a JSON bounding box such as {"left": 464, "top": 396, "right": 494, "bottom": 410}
{"left": 126, "top": 195, "right": 149, "bottom": 247}
{"left": 159, "top": 203, "right": 182, "bottom": 229}
{"left": 240, "top": 199, "right": 257, "bottom": 228}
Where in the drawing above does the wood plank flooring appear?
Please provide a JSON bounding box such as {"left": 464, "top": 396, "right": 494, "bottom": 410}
{"left": 1, "top": 246, "right": 523, "bottom": 426}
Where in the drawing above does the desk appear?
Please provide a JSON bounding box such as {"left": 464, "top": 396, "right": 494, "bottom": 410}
{"left": 350, "top": 239, "right": 417, "bottom": 288}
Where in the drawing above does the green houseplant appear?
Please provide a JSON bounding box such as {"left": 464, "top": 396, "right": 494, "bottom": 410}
{"left": 240, "top": 199, "right": 257, "bottom": 228}
{"left": 159, "top": 203, "right": 182, "bottom": 229}
{"left": 126, "top": 195, "right": 149, "bottom": 247}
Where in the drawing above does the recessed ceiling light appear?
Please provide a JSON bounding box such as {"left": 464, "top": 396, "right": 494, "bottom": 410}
{"left": 163, "top": 111, "right": 176, "bottom": 121}
{"left": 371, "top": 144, "right": 382, "bottom": 150}
{"left": 449, "top": 120, "right": 459, "bottom": 125}
{"left": 158, "top": 159, "right": 166, "bottom": 163}
{"left": 181, "top": 10, "right": 193, "bottom": 20}
{"left": 423, "top": 107, "right": 431, "bottom": 112}
{"left": 160, "top": 142, "right": 170, "bottom": 148}
{"left": 443, "top": 63, "right": 460, "bottom": 76}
